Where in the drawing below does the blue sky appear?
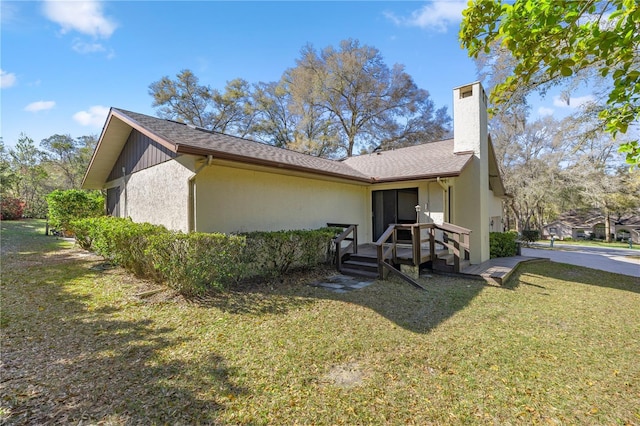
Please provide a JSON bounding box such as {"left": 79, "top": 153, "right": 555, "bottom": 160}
{"left": 1, "top": 0, "right": 588, "bottom": 148}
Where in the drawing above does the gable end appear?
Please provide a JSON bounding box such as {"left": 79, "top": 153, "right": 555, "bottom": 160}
{"left": 107, "top": 129, "right": 176, "bottom": 181}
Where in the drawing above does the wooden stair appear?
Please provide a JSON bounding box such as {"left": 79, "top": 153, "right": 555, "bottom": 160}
{"left": 339, "top": 253, "right": 379, "bottom": 279}
{"left": 431, "top": 248, "right": 470, "bottom": 273}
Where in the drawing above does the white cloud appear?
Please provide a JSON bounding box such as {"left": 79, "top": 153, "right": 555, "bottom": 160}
{"left": 1, "top": 2, "right": 19, "bottom": 26}
{"left": 1, "top": 69, "right": 17, "bottom": 88}
{"left": 73, "top": 105, "right": 109, "bottom": 127}
{"left": 42, "top": 0, "right": 117, "bottom": 38}
{"left": 553, "top": 94, "right": 596, "bottom": 108}
{"left": 385, "top": 1, "right": 466, "bottom": 32}
{"left": 25, "top": 100, "right": 56, "bottom": 112}
{"left": 538, "top": 107, "right": 555, "bottom": 117}
{"left": 72, "top": 39, "right": 106, "bottom": 54}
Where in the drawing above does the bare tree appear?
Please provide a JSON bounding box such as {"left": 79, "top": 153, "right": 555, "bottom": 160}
{"left": 149, "top": 69, "right": 212, "bottom": 128}
{"left": 286, "top": 39, "right": 450, "bottom": 157}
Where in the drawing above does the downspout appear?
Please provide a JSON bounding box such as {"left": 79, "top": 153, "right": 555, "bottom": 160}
{"left": 188, "top": 155, "right": 213, "bottom": 232}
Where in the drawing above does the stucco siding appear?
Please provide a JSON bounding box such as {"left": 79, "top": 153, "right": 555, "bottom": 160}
{"left": 120, "top": 156, "right": 194, "bottom": 232}
{"left": 454, "top": 160, "right": 490, "bottom": 264}
{"left": 488, "top": 193, "right": 503, "bottom": 232}
{"left": 195, "top": 164, "right": 368, "bottom": 235}
{"left": 451, "top": 82, "right": 491, "bottom": 264}
{"left": 423, "top": 182, "right": 445, "bottom": 225}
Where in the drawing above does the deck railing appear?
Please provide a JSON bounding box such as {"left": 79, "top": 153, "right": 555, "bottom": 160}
{"left": 374, "top": 222, "right": 471, "bottom": 276}
{"left": 374, "top": 224, "right": 398, "bottom": 279}
{"left": 432, "top": 222, "right": 471, "bottom": 272}
{"left": 328, "top": 223, "right": 358, "bottom": 273}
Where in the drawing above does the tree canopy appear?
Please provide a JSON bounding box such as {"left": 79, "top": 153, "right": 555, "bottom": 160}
{"left": 1, "top": 133, "right": 97, "bottom": 218}
{"left": 148, "top": 39, "right": 451, "bottom": 158}
{"left": 284, "top": 39, "right": 450, "bottom": 157}
{"left": 460, "top": 0, "right": 640, "bottom": 167}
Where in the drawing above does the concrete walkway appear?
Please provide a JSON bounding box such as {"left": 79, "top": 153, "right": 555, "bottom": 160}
{"left": 460, "top": 256, "right": 546, "bottom": 285}
{"left": 309, "top": 274, "right": 375, "bottom": 293}
{"left": 522, "top": 244, "right": 639, "bottom": 278}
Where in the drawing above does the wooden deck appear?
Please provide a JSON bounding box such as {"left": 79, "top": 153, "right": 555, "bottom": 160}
{"left": 352, "top": 243, "right": 424, "bottom": 261}
{"left": 460, "top": 256, "right": 548, "bottom": 285}
{"left": 349, "top": 244, "right": 547, "bottom": 286}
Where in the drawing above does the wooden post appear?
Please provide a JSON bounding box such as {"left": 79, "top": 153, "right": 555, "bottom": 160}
{"left": 412, "top": 225, "right": 420, "bottom": 266}
{"left": 429, "top": 226, "right": 435, "bottom": 264}
{"left": 353, "top": 225, "right": 358, "bottom": 254}
{"left": 453, "top": 232, "right": 460, "bottom": 272}
{"left": 377, "top": 243, "right": 384, "bottom": 279}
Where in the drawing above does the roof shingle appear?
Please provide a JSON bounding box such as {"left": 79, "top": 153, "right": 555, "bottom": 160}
{"left": 111, "top": 108, "right": 472, "bottom": 183}
{"left": 343, "top": 140, "right": 472, "bottom": 181}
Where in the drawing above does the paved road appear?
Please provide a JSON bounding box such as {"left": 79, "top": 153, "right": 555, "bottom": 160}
{"left": 521, "top": 243, "right": 640, "bottom": 278}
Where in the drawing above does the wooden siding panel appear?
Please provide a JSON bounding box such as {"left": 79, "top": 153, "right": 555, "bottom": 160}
{"left": 106, "top": 186, "right": 120, "bottom": 217}
{"left": 107, "top": 130, "right": 176, "bottom": 181}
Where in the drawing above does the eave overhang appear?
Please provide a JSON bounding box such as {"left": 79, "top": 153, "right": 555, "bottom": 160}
{"left": 174, "top": 144, "right": 372, "bottom": 184}
{"left": 81, "top": 109, "right": 178, "bottom": 189}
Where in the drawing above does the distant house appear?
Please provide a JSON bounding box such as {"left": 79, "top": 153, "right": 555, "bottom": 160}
{"left": 82, "top": 82, "right": 507, "bottom": 266}
{"left": 615, "top": 213, "right": 640, "bottom": 243}
{"left": 543, "top": 210, "right": 640, "bottom": 243}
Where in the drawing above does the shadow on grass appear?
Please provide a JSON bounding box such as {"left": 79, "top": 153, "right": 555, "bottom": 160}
{"left": 324, "top": 274, "right": 487, "bottom": 334}
{"left": 1, "top": 222, "right": 245, "bottom": 424}
{"left": 3, "top": 220, "right": 488, "bottom": 338}
{"left": 198, "top": 267, "right": 487, "bottom": 335}
{"left": 503, "top": 260, "right": 640, "bottom": 294}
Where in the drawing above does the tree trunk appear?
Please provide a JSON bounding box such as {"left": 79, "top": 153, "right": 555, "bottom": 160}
{"left": 604, "top": 208, "right": 611, "bottom": 243}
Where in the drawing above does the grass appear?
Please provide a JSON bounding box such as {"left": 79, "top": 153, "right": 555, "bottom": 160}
{"left": 2, "top": 219, "right": 639, "bottom": 425}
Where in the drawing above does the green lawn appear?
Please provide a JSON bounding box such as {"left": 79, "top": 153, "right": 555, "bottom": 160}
{"left": 2, "top": 219, "right": 639, "bottom": 425}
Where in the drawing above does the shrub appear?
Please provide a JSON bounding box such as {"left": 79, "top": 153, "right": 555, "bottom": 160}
{"left": 490, "top": 231, "right": 518, "bottom": 258}
{"left": 146, "top": 232, "right": 246, "bottom": 295}
{"left": 72, "top": 217, "right": 246, "bottom": 295}
{"left": 72, "top": 217, "right": 167, "bottom": 276}
{"left": 70, "top": 217, "right": 100, "bottom": 250}
{"left": 520, "top": 229, "right": 540, "bottom": 244}
{"left": 47, "top": 189, "right": 104, "bottom": 233}
{"left": 0, "top": 197, "right": 25, "bottom": 220}
{"left": 72, "top": 217, "right": 339, "bottom": 295}
{"left": 242, "top": 228, "right": 339, "bottom": 277}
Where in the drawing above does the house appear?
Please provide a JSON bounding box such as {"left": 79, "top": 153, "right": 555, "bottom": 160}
{"left": 82, "top": 82, "right": 507, "bottom": 268}
{"left": 544, "top": 210, "right": 640, "bottom": 243}
{"left": 543, "top": 210, "right": 607, "bottom": 240}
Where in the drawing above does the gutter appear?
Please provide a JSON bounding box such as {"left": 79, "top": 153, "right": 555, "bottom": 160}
{"left": 188, "top": 155, "right": 213, "bottom": 232}
{"left": 176, "top": 145, "right": 372, "bottom": 184}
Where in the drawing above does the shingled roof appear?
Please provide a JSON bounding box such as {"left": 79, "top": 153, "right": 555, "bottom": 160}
{"left": 84, "top": 108, "right": 474, "bottom": 188}
{"left": 112, "top": 108, "right": 371, "bottom": 182}
{"left": 342, "top": 140, "right": 472, "bottom": 182}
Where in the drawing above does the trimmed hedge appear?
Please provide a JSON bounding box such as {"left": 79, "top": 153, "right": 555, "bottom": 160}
{"left": 46, "top": 189, "right": 104, "bottom": 232}
{"left": 71, "top": 217, "right": 337, "bottom": 295}
{"left": 520, "top": 229, "right": 540, "bottom": 244}
{"left": 146, "top": 232, "right": 246, "bottom": 295}
{"left": 242, "top": 228, "right": 341, "bottom": 277}
{"left": 490, "top": 231, "right": 519, "bottom": 258}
